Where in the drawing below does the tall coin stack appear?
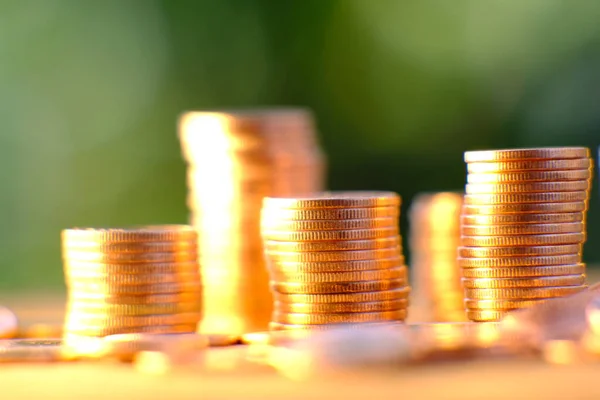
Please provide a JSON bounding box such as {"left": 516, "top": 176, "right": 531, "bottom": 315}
{"left": 261, "top": 192, "right": 410, "bottom": 330}
{"left": 178, "top": 109, "right": 326, "bottom": 334}
{"left": 61, "top": 226, "right": 202, "bottom": 339}
{"left": 459, "top": 148, "right": 592, "bottom": 322}
{"left": 409, "top": 192, "right": 465, "bottom": 322}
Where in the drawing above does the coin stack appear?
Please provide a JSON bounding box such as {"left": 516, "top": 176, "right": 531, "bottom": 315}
{"left": 261, "top": 192, "right": 410, "bottom": 330}
{"left": 61, "top": 226, "right": 202, "bottom": 339}
{"left": 178, "top": 109, "right": 326, "bottom": 334}
{"left": 459, "top": 148, "right": 592, "bottom": 322}
{"left": 409, "top": 192, "right": 465, "bottom": 322}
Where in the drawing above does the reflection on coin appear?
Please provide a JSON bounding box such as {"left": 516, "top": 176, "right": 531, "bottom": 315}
{"left": 461, "top": 202, "right": 587, "bottom": 215}
{"left": 269, "top": 257, "right": 404, "bottom": 273}
{"left": 460, "top": 233, "right": 586, "bottom": 247}
{"left": 0, "top": 307, "right": 18, "bottom": 339}
{"left": 275, "top": 299, "right": 408, "bottom": 314}
{"left": 262, "top": 227, "right": 399, "bottom": 241}
{"left": 274, "top": 287, "right": 410, "bottom": 303}
{"left": 269, "top": 321, "right": 402, "bottom": 331}
{"left": 66, "top": 301, "right": 202, "bottom": 316}
{"left": 461, "top": 213, "right": 584, "bottom": 225}
{"left": 262, "top": 206, "right": 399, "bottom": 221}
{"left": 466, "top": 181, "right": 589, "bottom": 194}
{"left": 64, "top": 324, "right": 198, "bottom": 337}
{"left": 262, "top": 192, "right": 400, "bottom": 209}
{"left": 65, "top": 312, "right": 201, "bottom": 328}
{"left": 273, "top": 310, "right": 406, "bottom": 324}
{"left": 464, "top": 148, "right": 590, "bottom": 163}
{"left": 102, "top": 333, "right": 209, "bottom": 361}
{"left": 62, "top": 241, "right": 197, "bottom": 253}
{"left": 264, "top": 237, "right": 401, "bottom": 252}
{"left": 67, "top": 292, "right": 202, "bottom": 305}
{"left": 271, "top": 267, "right": 406, "bottom": 283}
{"left": 461, "top": 222, "right": 584, "bottom": 236}
{"left": 62, "top": 226, "right": 198, "bottom": 244}
{"left": 65, "top": 272, "right": 201, "bottom": 286}
{"left": 261, "top": 217, "right": 397, "bottom": 232}
{"left": 464, "top": 191, "right": 587, "bottom": 205}
{"left": 62, "top": 261, "right": 200, "bottom": 275}
{"left": 68, "top": 281, "right": 201, "bottom": 295}
{"left": 266, "top": 247, "right": 401, "bottom": 263}
{"left": 458, "top": 255, "right": 581, "bottom": 268}
{"left": 467, "top": 158, "right": 591, "bottom": 173}
{"left": 462, "top": 274, "right": 585, "bottom": 289}
{"left": 271, "top": 279, "right": 406, "bottom": 294}
{"left": 62, "top": 251, "right": 198, "bottom": 264}
{"left": 461, "top": 264, "right": 586, "bottom": 279}
{"left": 464, "top": 298, "right": 549, "bottom": 310}
{"left": 464, "top": 285, "right": 587, "bottom": 300}
{"left": 466, "top": 169, "right": 592, "bottom": 184}
{"left": 0, "top": 339, "right": 64, "bottom": 363}
{"left": 466, "top": 310, "right": 507, "bottom": 322}
{"left": 458, "top": 244, "right": 581, "bottom": 258}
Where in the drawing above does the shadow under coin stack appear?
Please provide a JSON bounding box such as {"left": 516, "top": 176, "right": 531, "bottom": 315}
{"left": 409, "top": 192, "right": 466, "bottom": 322}
{"left": 261, "top": 192, "right": 410, "bottom": 330}
{"left": 61, "top": 226, "right": 202, "bottom": 340}
{"left": 178, "top": 109, "right": 326, "bottom": 334}
{"left": 460, "top": 148, "right": 592, "bottom": 322}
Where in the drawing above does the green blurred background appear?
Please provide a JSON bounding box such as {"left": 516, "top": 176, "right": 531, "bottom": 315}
{"left": 1, "top": 0, "right": 598, "bottom": 290}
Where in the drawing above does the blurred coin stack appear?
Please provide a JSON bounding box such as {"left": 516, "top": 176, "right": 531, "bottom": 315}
{"left": 261, "top": 192, "right": 410, "bottom": 331}
{"left": 409, "top": 192, "right": 465, "bottom": 322}
{"left": 178, "top": 109, "right": 326, "bottom": 334}
{"left": 61, "top": 226, "right": 202, "bottom": 339}
{"left": 460, "top": 148, "right": 592, "bottom": 322}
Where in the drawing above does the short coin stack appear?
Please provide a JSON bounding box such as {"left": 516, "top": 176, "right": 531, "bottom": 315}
{"left": 61, "top": 226, "right": 202, "bottom": 339}
{"left": 261, "top": 192, "right": 410, "bottom": 330}
{"left": 459, "top": 148, "right": 592, "bottom": 321}
{"left": 409, "top": 192, "right": 465, "bottom": 322}
{"left": 179, "top": 109, "right": 326, "bottom": 334}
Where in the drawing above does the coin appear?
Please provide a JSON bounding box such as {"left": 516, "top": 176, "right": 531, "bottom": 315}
{"left": 461, "top": 264, "right": 586, "bottom": 279}
{"left": 65, "top": 312, "right": 201, "bottom": 328}
{"left": 466, "top": 159, "right": 591, "bottom": 173}
{"left": 274, "top": 299, "right": 408, "bottom": 314}
{"left": 65, "top": 272, "right": 200, "bottom": 286}
{"left": 264, "top": 237, "right": 401, "bottom": 252}
{"left": 62, "top": 225, "right": 198, "bottom": 244}
{"left": 261, "top": 206, "right": 399, "bottom": 221}
{"left": 0, "top": 339, "right": 65, "bottom": 363}
{"left": 102, "top": 333, "right": 209, "bottom": 361}
{"left": 271, "top": 267, "right": 406, "bottom": 283}
{"left": 66, "top": 301, "right": 202, "bottom": 316}
{"left": 462, "top": 275, "right": 585, "bottom": 289}
{"left": 460, "top": 233, "right": 586, "bottom": 247}
{"left": 465, "top": 298, "right": 549, "bottom": 310}
{"left": 63, "top": 324, "right": 198, "bottom": 337}
{"left": 262, "top": 192, "right": 400, "bottom": 209}
{"left": 464, "top": 286, "right": 587, "bottom": 300}
{"left": 269, "top": 257, "right": 404, "bottom": 273}
{"left": 269, "top": 321, "right": 402, "bottom": 331}
{"left": 68, "top": 281, "right": 201, "bottom": 295}
{"left": 464, "top": 191, "right": 587, "bottom": 205}
{"left": 272, "top": 310, "right": 406, "bottom": 325}
{"left": 461, "top": 202, "right": 587, "bottom": 215}
{"left": 271, "top": 279, "right": 406, "bottom": 294}
{"left": 466, "top": 169, "right": 592, "bottom": 184}
{"left": 265, "top": 247, "right": 401, "bottom": 263}
{"left": 466, "top": 310, "right": 507, "bottom": 322}
{"left": 63, "top": 241, "right": 197, "bottom": 253}
{"left": 67, "top": 292, "right": 202, "bottom": 305}
{"left": 62, "top": 251, "right": 198, "bottom": 264}
{"left": 261, "top": 217, "right": 397, "bottom": 232}
{"left": 461, "top": 222, "right": 584, "bottom": 236}
{"left": 461, "top": 213, "right": 584, "bottom": 225}
{"left": 458, "top": 244, "right": 581, "bottom": 258}
{"left": 464, "top": 148, "right": 590, "bottom": 163}
{"left": 458, "top": 254, "right": 581, "bottom": 268}
{"left": 262, "top": 227, "right": 399, "bottom": 241}
{"left": 274, "top": 287, "right": 410, "bottom": 303}
{"left": 465, "top": 181, "right": 589, "bottom": 194}
{"left": 62, "top": 261, "right": 200, "bottom": 275}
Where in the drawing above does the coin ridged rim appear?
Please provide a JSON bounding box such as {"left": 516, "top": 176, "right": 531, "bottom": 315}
{"left": 460, "top": 213, "right": 584, "bottom": 225}
{"left": 466, "top": 169, "right": 592, "bottom": 184}
{"left": 64, "top": 324, "right": 197, "bottom": 337}
{"left": 461, "top": 264, "right": 586, "bottom": 279}
{"left": 274, "top": 299, "right": 409, "bottom": 314}
{"left": 268, "top": 321, "right": 403, "bottom": 331}
{"left": 64, "top": 312, "right": 201, "bottom": 328}
{"left": 261, "top": 217, "right": 398, "bottom": 232}
{"left": 268, "top": 257, "right": 405, "bottom": 273}
{"left": 261, "top": 206, "right": 399, "bottom": 221}
{"left": 264, "top": 237, "right": 401, "bottom": 252}
{"left": 464, "top": 298, "right": 549, "bottom": 310}
{"left": 62, "top": 251, "right": 199, "bottom": 264}
{"left": 65, "top": 302, "right": 202, "bottom": 316}
{"left": 67, "top": 281, "right": 202, "bottom": 295}
{"left": 271, "top": 278, "right": 407, "bottom": 294}
{"left": 464, "top": 191, "right": 588, "bottom": 205}
{"left": 465, "top": 181, "right": 589, "bottom": 194}
{"left": 458, "top": 245, "right": 581, "bottom": 258}
{"left": 458, "top": 254, "right": 581, "bottom": 268}
{"left": 270, "top": 267, "right": 406, "bottom": 283}
{"left": 66, "top": 293, "right": 202, "bottom": 305}
{"left": 262, "top": 192, "right": 400, "bottom": 210}
{"left": 62, "top": 226, "right": 198, "bottom": 244}
{"left": 272, "top": 310, "right": 407, "bottom": 325}
{"left": 62, "top": 241, "right": 197, "bottom": 253}
{"left": 466, "top": 310, "right": 506, "bottom": 322}
{"left": 274, "top": 287, "right": 411, "bottom": 303}
{"left": 460, "top": 222, "right": 584, "bottom": 236}
{"left": 262, "top": 227, "right": 400, "bottom": 241}
{"left": 464, "top": 285, "right": 587, "bottom": 299}
{"left": 64, "top": 272, "right": 201, "bottom": 286}
{"left": 62, "top": 261, "right": 199, "bottom": 275}
{"left": 461, "top": 202, "right": 587, "bottom": 215}
{"left": 462, "top": 274, "right": 585, "bottom": 289}
{"left": 464, "top": 148, "right": 590, "bottom": 163}
{"left": 466, "top": 158, "right": 591, "bottom": 173}
{"left": 265, "top": 247, "right": 402, "bottom": 263}
{"left": 460, "top": 233, "right": 586, "bottom": 247}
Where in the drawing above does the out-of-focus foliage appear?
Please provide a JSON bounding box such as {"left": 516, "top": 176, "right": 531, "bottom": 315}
{"left": 0, "top": 0, "right": 598, "bottom": 289}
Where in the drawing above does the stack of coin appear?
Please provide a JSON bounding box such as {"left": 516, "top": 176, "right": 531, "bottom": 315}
{"left": 460, "top": 148, "right": 592, "bottom": 321}
{"left": 409, "top": 192, "right": 465, "bottom": 322}
{"left": 261, "top": 192, "right": 410, "bottom": 330}
{"left": 178, "top": 109, "right": 326, "bottom": 334}
{"left": 61, "top": 226, "right": 202, "bottom": 339}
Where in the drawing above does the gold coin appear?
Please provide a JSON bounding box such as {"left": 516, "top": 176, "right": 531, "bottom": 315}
{"left": 262, "top": 192, "right": 400, "bottom": 210}
{"left": 464, "top": 285, "right": 587, "bottom": 300}
{"left": 66, "top": 301, "right": 202, "bottom": 316}
{"left": 65, "top": 312, "right": 201, "bottom": 328}
{"left": 269, "top": 257, "right": 404, "bottom": 273}
{"left": 466, "top": 169, "right": 592, "bottom": 184}
{"left": 271, "top": 279, "right": 406, "bottom": 294}
{"left": 464, "top": 147, "right": 590, "bottom": 163}
{"left": 461, "top": 222, "right": 584, "bottom": 236}
{"left": 63, "top": 241, "right": 197, "bottom": 253}
{"left": 461, "top": 233, "right": 586, "bottom": 247}
{"left": 465, "top": 181, "right": 589, "bottom": 194}
{"left": 67, "top": 292, "right": 201, "bottom": 305}
{"left": 62, "top": 261, "right": 199, "bottom": 275}
{"left": 260, "top": 206, "right": 399, "bottom": 221}
{"left": 274, "top": 299, "right": 408, "bottom": 314}
{"left": 465, "top": 298, "right": 550, "bottom": 310}
{"left": 271, "top": 267, "right": 406, "bottom": 283}
{"left": 269, "top": 321, "right": 402, "bottom": 331}
{"left": 273, "top": 310, "right": 406, "bottom": 325}
{"left": 261, "top": 217, "right": 397, "bottom": 232}
{"left": 274, "top": 287, "right": 411, "bottom": 303}
{"left": 466, "top": 310, "right": 506, "bottom": 322}
{"left": 461, "top": 213, "right": 584, "bottom": 225}
{"left": 64, "top": 324, "right": 197, "bottom": 337}
{"left": 466, "top": 158, "right": 591, "bottom": 173}
{"left": 68, "top": 281, "right": 201, "bottom": 295}
{"left": 461, "top": 264, "right": 586, "bottom": 279}
{"left": 462, "top": 274, "right": 585, "bottom": 289}
{"left": 62, "top": 251, "right": 198, "bottom": 264}
{"left": 464, "top": 192, "right": 587, "bottom": 205}
{"left": 458, "top": 254, "right": 580, "bottom": 268}
{"left": 458, "top": 245, "right": 581, "bottom": 258}
{"left": 65, "top": 272, "right": 200, "bottom": 286}
{"left": 62, "top": 225, "right": 197, "bottom": 244}
{"left": 266, "top": 247, "right": 401, "bottom": 263}
{"left": 264, "top": 237, "right": 401, "bottom": 252}
{"left": 262, "top": 227, "right": 399, "bottom": 241}
{"left": 0, "top": 339, "right": 65, "bottom": 363}
{"left": 461, "top": 202, "right": 587, "bottom": 215}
